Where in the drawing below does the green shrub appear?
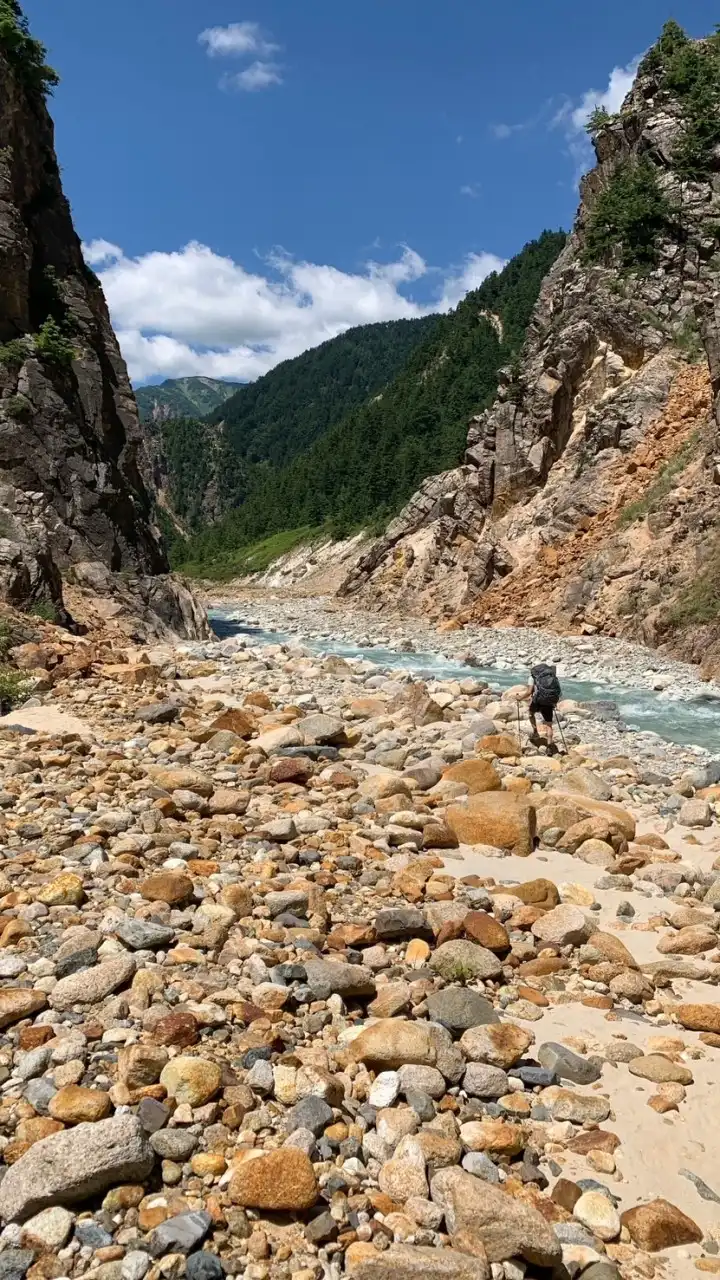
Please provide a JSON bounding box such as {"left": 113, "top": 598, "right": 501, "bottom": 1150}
{"left": 4, "top": 393, "right": 32, "bottom": 421}
{"left": 673, "top": 314, "right": 705, "bottom": 363}
{"left": 34, "top": 318, "right": 76, "bottom": 367}
{"left": 0, "top": 337, "right": 31, "bottom": 369}
{"left": 0, "top": 665, "right": 29, "bottom": 710}
{"left": 666, "top": 41, "right": 720, "bottom": 180}
{"left": 0, "top": 620, "right": 13, "bottom": 662}
{"left": 0, "top": 1, "right": 58, "bottom": 98}
{"left": 639, "top": 19, "right": 720, "bottom": 182}
{"left": 617, "top": 432, "right": 699, "bottom": 526}
{"left": 585, "top": 106, "right": 617, "bottom": 136}
{"left": 581, "top": 158, "right": 673, "bottom": 270}
{"left": 666, "top": 539, "right": 720, "bottom": 626}
{"left": 28, "top": 600, "right": 58, "bottom": 623}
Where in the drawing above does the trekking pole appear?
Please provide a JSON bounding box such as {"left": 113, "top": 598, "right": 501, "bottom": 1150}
{"left": 516, "top": 697, "right": 522, "bottom": 756}
{"left": 554, "top": 708, "right": 568, "bottom": 754}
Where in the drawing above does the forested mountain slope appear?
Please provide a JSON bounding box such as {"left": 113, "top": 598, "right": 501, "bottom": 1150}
{"left": 177, "top": 231, "right": 566, "bottom": 575}
{"left": 159, "top": 315, "right": 441, "bottom": 534}
{"left": 136, "top": 376, "right": 241, "bottom": 422}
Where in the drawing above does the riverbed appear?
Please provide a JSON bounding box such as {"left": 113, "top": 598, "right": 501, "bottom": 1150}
{"left": 208, "top": 599, "right": 720, "bottom": 756}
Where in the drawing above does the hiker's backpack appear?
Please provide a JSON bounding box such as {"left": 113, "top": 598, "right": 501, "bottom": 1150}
{"left": 531, "top": 664, "right": 561, "bottom": 704}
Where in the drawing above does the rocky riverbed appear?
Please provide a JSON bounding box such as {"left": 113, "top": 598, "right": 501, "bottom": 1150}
{"left": 211, "top": 595, "right": 720, "bottom": 701}
{"left": 1, "top": 619, "right": 720, "bottom": 1280}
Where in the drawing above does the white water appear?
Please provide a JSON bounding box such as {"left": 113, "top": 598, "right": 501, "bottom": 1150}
{"left": 209, "top": 611, "right": 720, "bottom": 755}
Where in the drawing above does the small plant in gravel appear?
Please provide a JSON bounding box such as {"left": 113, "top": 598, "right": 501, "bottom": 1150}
{"left": 445, "top": 962, "right": 479, "bottom": 984}
{"left": 667, "top": 538, "right": 720, "bottom": 626}
{"left": 0, "top": 665, "right": 29, "bottom": 712}
{"left": 28, "top": 600, "right": 58, "bottom": 623}
{"left": 617, "top": 432, "right": 700, "bottom": 527}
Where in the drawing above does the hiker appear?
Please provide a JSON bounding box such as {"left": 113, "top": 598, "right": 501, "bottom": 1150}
{"left": 526, "top": 662, "right": 561, "bottom": 748}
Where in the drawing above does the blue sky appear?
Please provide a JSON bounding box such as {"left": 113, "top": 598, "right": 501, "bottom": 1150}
{"left": 23, "top": 0, "right": 720, "bottom": 384}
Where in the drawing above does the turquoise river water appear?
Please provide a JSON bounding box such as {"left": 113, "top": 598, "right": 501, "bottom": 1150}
{"left": 209, "top": 613, "right": 720, "bottom": 755}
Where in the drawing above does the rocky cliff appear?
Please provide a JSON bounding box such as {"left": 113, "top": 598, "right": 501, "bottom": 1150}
{"left": 340, "top": 23, "right": 720, "bottom": 673}
{"left": 0, "top": 12, "right": 207, "bottom": 639}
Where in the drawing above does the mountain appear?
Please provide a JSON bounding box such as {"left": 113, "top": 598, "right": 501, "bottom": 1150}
{"left": 135, "top": 376, "right": 242, "bottom": 422}
{"left": 0, "top": 3, "right": 206, "bottom": 638}
{"left": 161, "top": 314, "right": 441, "bottom": 533}
{"left": 341, "top": 21, "right": 720, "bottom": 674}
{"left": 176, "top": 233, "right": 565, "bottom": 575}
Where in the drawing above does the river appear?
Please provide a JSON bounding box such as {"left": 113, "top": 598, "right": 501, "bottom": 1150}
{"left": 209, "top": 610, "right": 720, "bottom": 755}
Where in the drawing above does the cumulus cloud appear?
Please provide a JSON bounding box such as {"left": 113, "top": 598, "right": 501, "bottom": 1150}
{"left": 222, "top": 61, "right": 283, "bottom": 92}
{"left": 554, "top": 56, "right": 641, "bottom": 179}
{"left": 82, "top": 239, "right": 506, "bottom": 384}
{"left": 84, "top": 239, "right": 123, "bottom": 267}
{"left": 567, "top": 57, "right": 641, "bottom": 132}
{"left": 199, "top": 21, "right": 277, "bottom": 58}
{"left": 199, "top": 20, "right": 283, "bottom": 91}
{"left": 460, "top": 183, "right": 481, "bottom": 199}
{"left": 436, "top": 252, "right": 506, "bottom": 312}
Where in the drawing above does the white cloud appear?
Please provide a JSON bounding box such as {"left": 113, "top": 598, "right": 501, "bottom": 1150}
{"left": 491, "top": 122, "right": 523, "bottom": 140}
{"left": 223, "top": 61, "right": 283, "bottom": 92}
{"left": 83, "top": 239, "right": 123, "bottom": 267}
{"left": 199, "top": 21, "right": 277, "bottom": 58}
{"left": 554, "top": 56, "right": 641, "bottom": 180}
{"left": 437, "top": 252, "right": 506, "bottom": 312}
{"left": 83, "top": 240, "right": 505, "bottom": 384}
{"left": 568, "top": 57, "right": 641, "bottom": 132}
{"left": 199, "top": 20, "right": 283, "bottom": 91}
{"left": 460, "top": 183, "right": 481, "bottom": 199}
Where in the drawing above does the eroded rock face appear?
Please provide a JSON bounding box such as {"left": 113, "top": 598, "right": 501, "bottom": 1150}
{"left": 338, "top": 50, "right": 720, "bottom": 665}
{"left": 0, "top": 50, "right": 206, "bottom": 639}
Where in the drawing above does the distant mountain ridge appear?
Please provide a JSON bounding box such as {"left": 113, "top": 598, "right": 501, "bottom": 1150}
{"left": 135, "top": 376, "right": 242, "bottom": 422}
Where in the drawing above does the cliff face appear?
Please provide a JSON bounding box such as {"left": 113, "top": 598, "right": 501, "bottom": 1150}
{"left": 340, "top": 27, "right": 720, "bottom": 672}
{"left": 0, "top": 29, "right": 207, "bottom": 638}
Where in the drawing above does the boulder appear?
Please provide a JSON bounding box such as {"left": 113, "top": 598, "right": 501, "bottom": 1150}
{"left": 621, "top": 1199, "right": 702, "bottom": 1252}
{"left": 442, "top": 759, "right": 501, "bottom": 794}
{"left": 254, "top": 725, "right": 303, "bottom": 754}
{"left": 460, "top": 1023, "right": 533, "bottom": 1068}
{"left": 429, "top": 940, "right": 503, "bottom": 982}
{"left": 50, "top": 954, "right": 135, "bottom": 1010}
{"left": 540, "top": 794, "right": 635, "bottom": 841}
{"left": 348, "top": 1020, "right": 437, "bottom": 1069}
{"left": 446, "top": 793, "right": 536, "bottom": 856}
{"left": 430, "top": 1167, "right": 561, "bottom": 1266}
{"left": 0, "top": 990, "right": 47, "bottom": 1029}
{"left": 679, "top": 799, "right": 712, "bottom": 828}
{"left": 159, "top": 1057, "right": 222, "bottom": 1107}
{"left": 425, "top": 989, "right": 499, "bottom": 1035}
{"left": 532, "top": 905, "right": 595, "bottom": 948}
{"left": 228, "top": 1149, "right": 318, "bottom": 1210}
{"left": 675, "top": 1003, "right": 720, "bottom": 1034}
{"left": 508, "top": 878, "right": 559, "bottom": 911}
{"left": 0, "top": 1116, "right": 153, "bottom": 1223}
{"left": 463, "top": 912, "right": 510, "bottom": 953}
{"left": 304, "top": 959, "right": 376, "bottom": 1000}
{"left": 297, "top": 713, "right": 348, "bottom": 745}
{"left": 562, "top": 768, "right": 612, "bottom": 801}
{"left": 347, "top": 1244, "right": 490, "bottom": 1279}
{"left": 475, "top": 733, "right": 519, "bottom": 758}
